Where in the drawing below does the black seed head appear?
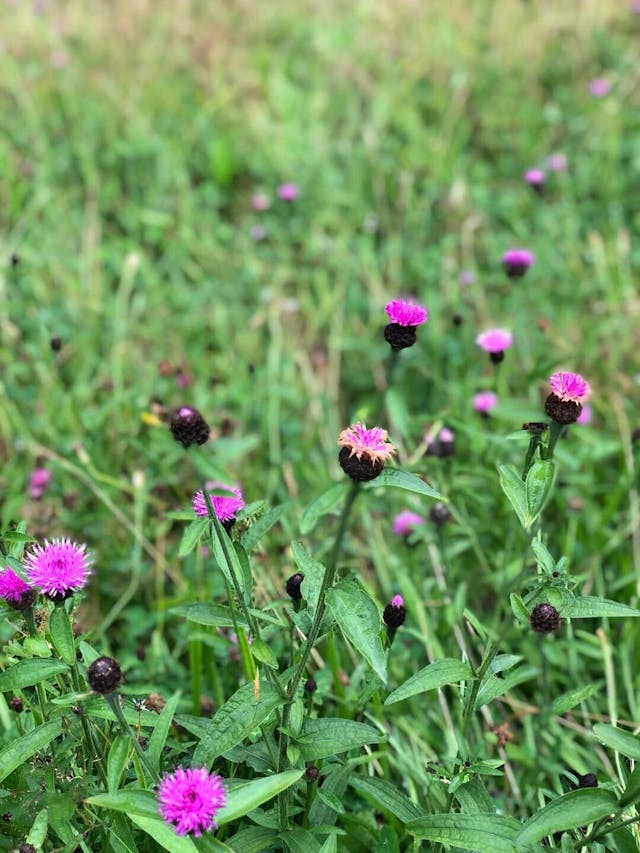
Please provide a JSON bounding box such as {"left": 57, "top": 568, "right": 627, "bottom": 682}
{"left": 384, "top": 323, "right": 417, "bottom": 350}
{"left": 338, "top": 446, "right": 384, "bottom": 482}
{"left": 169, "top": 406, "right": 210, "bottom": 448}
{"left": 489, "top": 350, "right": 505, "bottom": 365}
{"left": 50, "top": 335, "right": 62, "bottom": 352}
{"left": 530, "top": 603, "right": 561, "bottom": 634}
{"left": 86, "top": 656, "right": 123, "bottom": 695}
{"left": 9, "top": 696, "right": 24, "bottom": 712}
{"left": 305, "top": 765, "right": 320, "bottom": 782}
{"left": 429, "top": 502, "right": 452, "bottom": 526}
{"left": 544, "top": 393, "right": 582, "bottom": 425}
{"left": 304, "top": 678, "right": 317, "bottom": 694}
{"left": 578, "top": 773, "right": 598, "bottom": 788}
{"left": 286, "top": 573, "right": 304, "bottom": 601}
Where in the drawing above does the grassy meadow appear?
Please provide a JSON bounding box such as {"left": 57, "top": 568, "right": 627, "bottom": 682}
{"left": 0, "top": 1, "right": 639, "bottom": 851}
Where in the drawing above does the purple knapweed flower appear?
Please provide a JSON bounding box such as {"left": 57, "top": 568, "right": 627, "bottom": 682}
{"left": 549, "top": 371, "right": 591, "bottom": 403}
{"left": 277, "top": 183, "right": 299, "bottom": 201}
{"left": 250, "top": 224, "right": 267, "bottom": 241}
{"left": 476, "top": 329, "right": 513, "bottom": 364}
{"left": 157, "top": 767, "right": 226, "bottom": 837}
{"left": 23, "top": 539, "right": 91, "bottom": 596}
{"left": 385, "top": 300, "right": 428, "bottom": 327}
{"left": 459, "top": 270, "right": 475, "bottom": 286}
{"left": 425, "top": 427, "right": 455, "bottom": 458}
{"left": 547, "top": 152, "right": 567, "bottom": 173}
{"left": 29, "top": 467, "right": 51, "bottom": 499}
{"left": 383, "top": 594, "right": 407, "bottom": 632}
{"left": 0, "top": 568, "right": 33, "bottom": 604}
{"left": 384, "top": 300, "right": 429, "bottom": 350}
{"left": 524, "top": 169, "right": 545, "bottom": 193}
{"left": 193, "top": 483, "right": 244, "bottom": 524}
{"left": 392, "top": 510, "right": 425, "bottom": 537}
{"left": 589, "top": 78, "right": 610, "bottom": 97}
{"left": 472, "top": 391, "right": 498, "bottom": 414}
{"left": 338, "top": 423, "right": 396, "bottom": 482}
{"left": 502, "top": 249, "right": 534, "bottom": 278}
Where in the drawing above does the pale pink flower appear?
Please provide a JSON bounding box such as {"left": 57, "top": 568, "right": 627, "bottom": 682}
{"left": 589, "top": 78, "right": 610, "bottom": 97}
{"left": 337, "top": 423, "right": 396, "bottom": 463}
{"left": 29, "top": 467, "right": 51, "bottom": 499}
{"left": 547, "top": 152, "right": 567, "bottom": 173}
{"left": 392, "top": 510, "right": 425, "bottom": 536}
{"left": 472, "top": 392, "right": 498, "bottom": 414}
{"left": 277, "top": 183, "right": 299, "bottom": 201}
{"left": 476, "top": 329, "right": 513, "bottom": 354}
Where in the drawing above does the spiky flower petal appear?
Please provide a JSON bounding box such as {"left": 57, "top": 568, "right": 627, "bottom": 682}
{"left": 548, "top": 371, "right": 591, "bottom": 403}
{"left": 193, "top": 483, "right": 244, "bottom": 523}
{"left": 385, "top": 300, "right": 428, "bottom": 327}
{"left": 476, "top": 329, "right": 513, "bottom": 354}
{"left": 338, "top": 423, "right": 396, "bottom": 463}
{"left": 23, "top": 539, "right": 91, "bottom": 596}
{"left": 0, "top": 568, "right": 33, "bottom": 603}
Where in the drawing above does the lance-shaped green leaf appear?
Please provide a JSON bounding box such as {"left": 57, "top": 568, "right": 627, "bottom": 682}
{"left": 498, "top": 464, "right": 527, "bottom": 528}
{"left": 364, "top": 468, "right": 441, "bottom": 499}
{"left": 300, "top": 484, "right": 348, "bottom": 535}
{"left": 407, "top": 813, "right": 522, "bottom": 852}
{"left": 217, "top": 769, "right": 304, "bottom": 824}
{"left": 561, "top": 597, "right": 640, "bottom": 619}
{"left": 0, "top": 719, "right": 63, "bottom": 782}
{"left": 292, "top": 541, "right": 326, "bottom": 618}
{"left": 525, "top": 461, "right": 556, "bottom": 526}
{"left": 146, "top": 691, "right": 181, "bottom": 773}
{"left": 349, "top": 775, "right": 426, "bottom": 822}
{"left": 0, "top": 658, "right": 68, "bottom": 692}
{"left": 385, "top": 659, "right": 474, "bottom": 706}
{"left": 295, "top": 718, "right": 386, "bottom": 761}
{"left": 170, "top": 603, "right": 249, "bottom": 629}
{"left": 179, "top": 518, "right": 208, "bottom": 557}
{"left": 49, "top": 604, "right": 76, "bottom": 666}
{"left": 326, "top": 580, "right": 387, "bottom": 682}
{"left": 593, "top": 723, "right": 640, "bottom": 760}
{"left": 241, "top": 503, "right": 287, "bottom": 551}
{"left": 192, "top": 681, "right": 284, "bottom": 768}
{"left": 515, "top": 788, "right": 618, "bottom": 845}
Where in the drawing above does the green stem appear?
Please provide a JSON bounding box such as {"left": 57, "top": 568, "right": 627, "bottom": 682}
{"left": 71, "top": 664, "right": 107, "bottom": 786}
{"left": 522, "top": 434, "right": 542, "bottom": 479}
{"left": 23, "top": 607, "right": 48, "bottom": 723}
{"left": 578, "top": 812, "right": 640, "bottom": 846}
{"left": 460, "top": 638, "right": 500, "bottom": 751}
{"left": 277, "top": 479, "right": 361, "bottom": 829}
{"left": 105, "top": 693, "right": 158, "bottom": 784}
{"left": 544, "top": 421, "right": 564, "bottom": 461}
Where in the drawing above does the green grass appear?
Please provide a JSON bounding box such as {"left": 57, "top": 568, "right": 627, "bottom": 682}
{"left": 0, "top": 1, "right": 639, "bottom": 850}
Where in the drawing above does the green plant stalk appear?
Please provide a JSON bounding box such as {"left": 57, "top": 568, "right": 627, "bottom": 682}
{"left": 189, "top": 638, "right": 203, "bottom": 716}
{"left": 71, "top": 664, "right": 107, "bottom": 786}
{"left": 324, "top": 630, "right": 346, "bottom": 713}
{"left": 460, "top": 637, "right": 500, "bottom": 752}
{"left": 580, "top": 812, "right": 640, "bottom": 847}
{"left": 23, "top": 606, "right": 48, "bottom": 724}
{"left": 105, "top": 693, "right": 158, "bottom": 784}
{"left": 522, "top": 434, "right": 542, "bottom": 479}
{"left": 204, "top": 632, "right": 225, "bottom": 709}
{"left": 544, "top": 421, "right": 564, "bottom": 461}
{"left": 277, "top": 479, "right": 360, "bottom": 829}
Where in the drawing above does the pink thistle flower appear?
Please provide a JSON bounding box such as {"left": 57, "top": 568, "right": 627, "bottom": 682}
{"left": 392, "top": 510, "right": 425, "bottom": 536}
{"left": 459, "top": 270, "right": 475, "bottom": 286}
{"left": 547, "top": 152, "right": 567, "bottom": 173}
{"left": 277, "top": 182, "right": 299, "bottom": 201}
{"left": 391, "top": 594, "right": 404, "bottom": 608}
{"left": 157, "top": 767, "right": 226, "bottom": 837}
{"left": 476, "top": 328, "right": 513, "bottom": 364}
{"left": 0, "top": 568, "right": 33, "bottom": 603}
{"left": 251, "top": 192, "right": 270, "bottom": 211}
{"left": 385, "top": 300, "right": 428, "bottom": 327}
{"left": 502, "top": 249, "right": 534, "bottom": 278}
{"left": 576, "top": 403, "right": 592, "bottom": 425}
{"left": 524, "top": 169, "right": 545, "bottom": 192}
{"left": 193, "top": 483, "right": 244, "bottom": 524}
{"left": 338, "top": 423, "right": 395, "bottom": 463}
{"left": 383, "top": 594, "right": 407, "bottom": 631}
{"left": 23, "top": 539, "right": 91, "bottom": 596}
{"left": 29, "top": 467, "right": 51, "bottom": 499}
{"left": 548, "top": 371, "right": 591, "bottom": 403}
{"left": 589, "top": 77, "right": 610, "bottom": 97}
{"left": 338, "top": 423, "right": 396, "bottom": 482}
{"left": 472, "top": 391, "right": 498, "bottom": 414}
{"left": 250, "top": 224, "right": 267, "bottom": 241}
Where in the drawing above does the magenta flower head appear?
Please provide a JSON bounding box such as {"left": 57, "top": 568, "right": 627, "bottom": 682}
{"left": 524, "top": 169, "right": 545, "bottom": 194}
{"left": 23, "top": 539, "right": 92, "bottom": 598}
{"left": 589, "top": 77, "right": 610, "bottom": 97}
{"left": 425, "top": 426, "right": 455, "bottom": 458}
{"left": 0, "top": 568, "right": 36, "bottom": 610}
{"left": 392, "top": 510, "right": 425, "bottom": 537}
{"left": 502, "top": 249, "right": 534, "bottom": 279}
{"left": 193, "top": 482, "right": 245, "bottom": 531}
{"left": 277, "top": 182, "right": 299, "bottom": 201}
{"left": 29, "top": 467, "right": 51, "bottom": 499}
{"left": 472, "top": 391, "right": 498, "bottom": 416}
{"left": 459, "top": 269, "right": 475, "bottom": 286}
{"left": 547, "top": 152, "right": 567, "bottom": 173}
{"left": 545, "top": 371, "right": 591, "bottom": 424}
{"left": 338, "top": 422, "right": 396, "bottom": 482}
{"left": 384, "top": 300, "right": 428, "bottom": 350}
{"left": 157, "top": 767, "right": 226, "bottom": 837}
{"left": 476, "top": 328, "right": 513, "bottom": 364}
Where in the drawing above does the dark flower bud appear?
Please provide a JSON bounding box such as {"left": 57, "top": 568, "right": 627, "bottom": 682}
{"left": 19, "top": 845, "right": 37, "bottom": 853}
{"left": 522, "top": 422, "right": 548, "bottom": 434}
{"left": 429, "top": 502, "right": 452, "bottom": 526}
{"left": 9, "top": 696, "right": 24, "bottom": 712}
{"left": 578, "top": 773, "right": 598, "bottom": 788}
{"left": 10, "top": 253, "right": 20, "bottom": 267}
{"left": 50, "top": 335, "right": 62, "bottom": 352}
{"left": 86, "top": 656, "right": 123, "bottom": 695}
{"left": 286, "top": 573, "right": 304, "bottom": 602}
{"left": 452, "top": 313, "right": 464, "bottom": 327}
{"left": 303, "top": 678, "right": 317, "bottom": 694}
{"left": 6, "top": 589, "right": 38, "bottom": 612}
{"left": 305, "top": 765, "right": 320, "bottom": 782}
{"left": 631, "top": 427, "right": 640, "bottom": 444}
{"left": 530, "top": 603, "right": 561, "bottom": 634}
{"left": 383, "top": 595, "right": 407, "bottom": 629}
{"left": 544, "top": 394, "right": 582, "bottom": 425}
{"left": 384, "top": 323, "right": 417, "bottom": 350}
{"left": 169, "top": 406, "right": 210, "bottom": 448}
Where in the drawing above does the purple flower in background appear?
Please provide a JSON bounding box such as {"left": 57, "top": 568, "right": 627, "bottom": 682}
{"left": 589, "top": 78, "right": 610, "bottom": 97}
{"left": 250, "top": 224, "right": 268, "bottom": 241}
{"left": 524, "top": 169, "right": 545, "bottom": 193}
{"left": 29, "top": 467, "right": 51, "bottom": 499}
{"left": 547, "top": 152, "right": 567, "bottom": 173}
{"left": 0, "top": 568, "right": 33, "bottom": 603}
{"left": 459, "top": 270, "right": 476, "bottom": 286}
{"left": 392, "top": 510, "right": 425, "bottom": 536}
{"left": 472, "top": 391, "right": 498, "bottom": 415}
{"left": 277, "top": 183, "right": 300, "bottom": 201}
{"left": 251, "top": 192, "right": 270, "bottom": 211}
{"left": 476, "top": 329, "right": 513, "bottom": 364}
{"left": 576, "top": 404, "right": 592, "bottom": 425}
{"left": 502, "top": 248, "right": 534, "bottom": 278}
